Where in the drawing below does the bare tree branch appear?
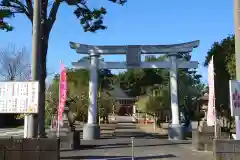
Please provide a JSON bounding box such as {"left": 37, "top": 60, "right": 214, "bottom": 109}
{"left": 0, "top": 44, "right": 31, "bottom": 81}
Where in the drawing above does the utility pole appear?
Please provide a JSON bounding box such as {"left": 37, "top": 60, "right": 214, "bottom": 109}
{"left": 234, "top": 0, "right": 240, "bottom": 140}
{"left": 24, "top": 0, "right": 41, "bottom": 138}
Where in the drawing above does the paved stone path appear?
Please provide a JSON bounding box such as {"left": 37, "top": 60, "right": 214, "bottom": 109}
{"left": 60, "top": 116, "right": 213, "bottom": 160}
{"left": 0, "top": 128, "right": 25, "bottom": 137}
{"left": 0, "top": 123, "right": 116, "bottom": 138}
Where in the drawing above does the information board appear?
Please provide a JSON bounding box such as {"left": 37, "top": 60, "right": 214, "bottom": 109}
{"left": 229, "top": 80, "right": 240, "bottom": 116}
{"left": 0, "top": 81, "right": 39, "bottom": 113}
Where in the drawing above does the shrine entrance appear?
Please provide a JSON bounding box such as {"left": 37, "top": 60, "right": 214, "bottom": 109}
{"left": 116, "top": 98, "right": 136, "bottom": 116}
{"left": 70, "top": 40, "right": 200, "bottom": 140}
{"left": 118, "top": 106, "right": 132, "bottom": 116}
{"left": 106, "top": 84, "right": 136, "bottom": 116}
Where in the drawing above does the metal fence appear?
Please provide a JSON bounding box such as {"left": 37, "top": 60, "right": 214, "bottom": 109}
{"left": 0, "top": 138, "right": 60, "bottom": 160}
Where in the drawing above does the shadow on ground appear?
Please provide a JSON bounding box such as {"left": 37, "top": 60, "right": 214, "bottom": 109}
{"left": 60, "top": 154, "right": 177, "bottom": 159}
{"left": 61, "top": 141, "right": 191, "bottom": 151}
{"left": 108, "top": 124, "right": 168, "bottom": 139}
{"left": 61, "top": 118, "right": 211, "bottom": 160}
{"left": 61, "top": 123, "right": 191, "bottom": 151}
{"left": 110, "top": 132, "right": 168, "bottom": 139}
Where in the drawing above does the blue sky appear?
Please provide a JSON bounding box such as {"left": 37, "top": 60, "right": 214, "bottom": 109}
{"left": 0, "top": 0, "right": 234, "bottom": 84}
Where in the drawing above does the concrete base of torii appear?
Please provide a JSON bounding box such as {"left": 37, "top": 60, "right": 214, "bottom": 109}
{"left": 82, "top": 124, "right": 100, "bottom": 140}
{"left": 168, "top": 124, "right": 184, "bottom": 140}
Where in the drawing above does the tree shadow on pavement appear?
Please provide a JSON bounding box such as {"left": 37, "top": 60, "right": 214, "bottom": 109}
{"left": 110, "top": 131, "right": 168, "bottom": 139}
{"left": 61, "top": 141, "right": 190, "bottom": 151}
{"left": 88, "top": 142, "right": 190, "bottom": 150}
{"left": 60, "top": 154, "right": 177, "bottom": 159}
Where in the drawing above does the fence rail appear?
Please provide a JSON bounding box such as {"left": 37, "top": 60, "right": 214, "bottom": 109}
{"left": 0, "top": 138, "right": 60, "bottom": 160}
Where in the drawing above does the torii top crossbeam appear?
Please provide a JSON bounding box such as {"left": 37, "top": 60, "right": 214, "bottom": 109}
{"left": 70, "top": 40, "right": 200, "bottom": 55}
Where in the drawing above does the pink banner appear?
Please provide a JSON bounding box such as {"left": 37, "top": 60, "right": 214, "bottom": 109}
{"left": 207, "top": 56, "right": 215, "bottom": 126}
{"left": 58, "top": 62, "right": 67, "bottom": 121}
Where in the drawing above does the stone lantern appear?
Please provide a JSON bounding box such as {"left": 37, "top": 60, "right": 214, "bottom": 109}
{"left": 197, "top": 93, "right": 209, "bottom": 131}
{"left": 63, "top": 100, "right": 76, "bottom": 132}
{"left": 198, "top": 93, "right": 209, "bottom": 121}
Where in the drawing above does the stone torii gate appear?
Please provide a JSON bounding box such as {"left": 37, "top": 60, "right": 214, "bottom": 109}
{"left": 70, "top": 40, "right": 200, "bottom": 140}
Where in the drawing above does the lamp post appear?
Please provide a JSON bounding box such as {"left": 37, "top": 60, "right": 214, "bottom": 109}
{"left": 234, "top": 0, "right": 240, "bottom": 140}
{"left": 24, "top": 0, "right": 41, "bottom": 138}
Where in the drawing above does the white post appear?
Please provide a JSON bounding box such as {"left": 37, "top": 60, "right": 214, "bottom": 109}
{"left": 169, "top": 56, "right": 180, "bottom": 126}
{"left": 145, "top": 113, "right": 147, "bottom": 124}
{"left": 24, "top": 115, "right": 28, "bottom": 138}
{"left": 132, "top": 105, "right": 137, "bottom": 122}
{"left": 213, "top": 98, "right": 218, "bottom": 139}
{"left": 111, "top": 103, "right": 116, "bottom": 121}
{"left": 153, "top": 113, "right": 156, "bottom": 132}
{"left": 88, "top": 54, "right": 99, "bottom": 124}
{"left": 57, "top": 110, "right": 60, "bottom": 137}
{"left": 133, "top": 105, "right": 136, "bottom": 116}
{"left": 234, "top": 0, "right": 240, "bottom": 140}
{"left": 131, "top": 137, "right": 135, "bottom": 159}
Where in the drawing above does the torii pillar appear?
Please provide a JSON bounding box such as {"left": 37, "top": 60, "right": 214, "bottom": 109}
{"left": 70, "top": 40, "right": 200, "bottom": 140}
{"left": 84, "top": 52, "right": 101, "bottom": 139}
{"left": 169, "top": 55, "right": 181, "bottom": 139}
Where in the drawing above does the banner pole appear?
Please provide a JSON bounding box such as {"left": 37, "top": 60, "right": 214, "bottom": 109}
{"left": 57, "top": 60, "right": 62, "bottom": 138}
{"left": 213, "top": 97, "right": 217, "bottom": 139}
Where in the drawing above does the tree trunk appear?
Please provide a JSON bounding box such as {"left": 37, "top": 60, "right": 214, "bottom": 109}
{"left": 38, "top": 30, "right": 49, "bottom": 137}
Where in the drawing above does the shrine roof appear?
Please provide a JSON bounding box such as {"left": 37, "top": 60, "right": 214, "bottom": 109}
{"left": 107, "top": 84, "right": 135, "bottom": 100}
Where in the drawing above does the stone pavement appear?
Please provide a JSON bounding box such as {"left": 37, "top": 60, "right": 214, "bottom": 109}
{"left": 60, "top": 116, "right": 213, "bottom": 160}
{"left": 0, "top": 128, "right": 25, "bottom": 137}
{"left": 0, "top": 123, "right": 117, "bottom": 138}
{"left": 137, "top": 123, "right": 169, "bottom": 137}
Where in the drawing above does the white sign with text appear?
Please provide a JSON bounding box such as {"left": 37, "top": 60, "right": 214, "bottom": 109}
{"left": 0, "top": 81, "right": 39, "bottom": 113}
{"left": 229, "top": 80, "right": 240, "bottom": 116}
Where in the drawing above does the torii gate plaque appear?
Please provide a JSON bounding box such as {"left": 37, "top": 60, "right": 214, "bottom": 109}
{"left": 70, "top": 40, "right": 200, "bottom": 140}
